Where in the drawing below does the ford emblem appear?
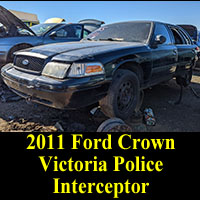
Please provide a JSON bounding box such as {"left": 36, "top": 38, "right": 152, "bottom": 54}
{"left": 22, "top": 59, "right": 29, "bottom": 66}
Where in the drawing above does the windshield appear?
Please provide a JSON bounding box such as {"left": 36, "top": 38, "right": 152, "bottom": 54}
{"left": 31, "top": 23, "right": 58, "bottom": 36}
{"left": 86, "top": 22, "right": 152, "bottom": 43}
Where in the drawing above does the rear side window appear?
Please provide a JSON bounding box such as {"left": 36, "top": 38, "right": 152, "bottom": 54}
{"left": 178, "top": 29, "right": 192, "bottom": 45}
{"left": 168, "top": 26, "right": 189, "bottom": 45}
{"left": 154, "top": 23, "right": 172, "bottom": 45}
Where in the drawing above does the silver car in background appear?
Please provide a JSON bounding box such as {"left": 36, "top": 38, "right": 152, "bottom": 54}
{"left": 0, "top": 5, "right": 104, "bottom": 67}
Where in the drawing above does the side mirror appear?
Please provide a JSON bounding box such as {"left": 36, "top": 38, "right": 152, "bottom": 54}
{"left": 49, "top": 31, "right": 57, "bottom": 38}
{"left": 155, "top": 35, "right": 166, "bottom": 45}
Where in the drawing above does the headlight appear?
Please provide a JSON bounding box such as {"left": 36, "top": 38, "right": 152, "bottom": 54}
{"left": 42, "top": 62, "right": 71, "bottom": 79}
{"left": 68, "top": 62, "right": 105, "bottom": 78}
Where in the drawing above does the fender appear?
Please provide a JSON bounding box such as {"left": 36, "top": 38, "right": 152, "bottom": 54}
{"left": 112, "top": 55, "right": 152, "bottom": 84}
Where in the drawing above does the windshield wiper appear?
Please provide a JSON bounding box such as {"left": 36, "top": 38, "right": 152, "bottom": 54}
{"left": 98, "top": 38, "right": 125, "bottom": 42}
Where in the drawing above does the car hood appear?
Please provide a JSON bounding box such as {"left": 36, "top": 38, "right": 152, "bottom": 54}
{"left": 21, "top": 41, "right": 146, "bottom": 62}
{"left": 0, "top": 5, "right": 36, "bottom": 37}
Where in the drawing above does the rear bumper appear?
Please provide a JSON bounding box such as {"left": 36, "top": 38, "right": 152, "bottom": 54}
{"left": 1, "top": 64, "right": 109, "bottom": 109}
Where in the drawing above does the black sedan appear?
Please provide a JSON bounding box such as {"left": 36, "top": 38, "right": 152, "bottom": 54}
{"left": 1, "top": 21, "right": 197, "bottom": 119}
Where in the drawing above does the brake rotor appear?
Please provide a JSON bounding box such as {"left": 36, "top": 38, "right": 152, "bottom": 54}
{"left": 97, "top": 118, "right": 132, "bottom": 132}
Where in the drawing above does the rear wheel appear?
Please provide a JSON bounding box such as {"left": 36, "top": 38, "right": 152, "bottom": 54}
{"left": 99, "top": 69, "right": 140, "bottom": 120}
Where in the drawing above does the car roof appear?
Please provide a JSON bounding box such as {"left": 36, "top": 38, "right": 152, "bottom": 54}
{"left": 104, "top": 20, "right": 174, "bottom": 26}
{"left": 41, "top": 22, "right": 82, "bottom": 26}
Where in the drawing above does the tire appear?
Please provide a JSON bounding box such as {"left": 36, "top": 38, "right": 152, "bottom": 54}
{"left": 7, "top": 44, "right": 32, "bottom": 63}
{"left": 97, "top": 118, "right": 125, "bottom": 132}
{"left": 176, "top": 68, "right": 193, "bottom": 87}
{"left": 99, "top": 69, "right": 140, "bottom": 120}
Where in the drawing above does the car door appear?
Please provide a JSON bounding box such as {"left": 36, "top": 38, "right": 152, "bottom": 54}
{"left": 150, "top": 23, "right": 178, "bottom": 82}
{"left": 168, "top": 25, "right": 196, "bottom": 73}
{"left": 43, "top": 24, "right": 83, "bottom": 44}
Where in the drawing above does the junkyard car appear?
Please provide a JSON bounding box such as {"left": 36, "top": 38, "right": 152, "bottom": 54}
{"left": 1, "top": 21, "right": 197, "bottom": 119}
{"left": 0, "top": 5, "right": 104, "bottom": 67}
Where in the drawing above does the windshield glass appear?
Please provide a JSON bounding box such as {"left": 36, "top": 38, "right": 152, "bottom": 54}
{"left": 31, "top": 23, "right": 58, "bottom": 36}
{"left": 86, "top": 22, "right": 152, "bottom": 43}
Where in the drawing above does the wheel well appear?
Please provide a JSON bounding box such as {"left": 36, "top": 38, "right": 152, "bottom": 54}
{"left": 7, "top": 43, "right": 33, "bottom": 62}
{"left": 116, "top": 62, "right": 144, "bottom": 85}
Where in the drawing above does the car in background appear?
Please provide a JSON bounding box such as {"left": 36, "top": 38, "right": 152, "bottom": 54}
{"left": 195, "top": 31, "right": 200, "bottom": 67}
{"left": 0, "top": 5, "right": 104, "bottom": 67}
{"left": 178, "top": 24, "right": 200, "bottom": 67}
{"left": 1, "top": 21, "right": 197, "bottom": 120}
{"left": 44, "top": 17, "right": 66, "bottom": 23}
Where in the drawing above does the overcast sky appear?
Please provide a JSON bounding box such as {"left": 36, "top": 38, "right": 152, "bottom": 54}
{"left": 1, "top": 1, "right": 200, "bottom": 29}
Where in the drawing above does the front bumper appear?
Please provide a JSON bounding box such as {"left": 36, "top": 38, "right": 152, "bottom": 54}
{"left": 1, "top": 64, "right": 109, "bottom": 109}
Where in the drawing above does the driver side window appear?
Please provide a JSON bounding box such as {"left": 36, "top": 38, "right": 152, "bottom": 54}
{"left": 56, "top": 28, "right": 67, "bottom": 37}
{"left": 54, "top": 25, "right": 83, "bottom": 39}
{"left": 154, "top": 23, "right": 172, "bottom": 45}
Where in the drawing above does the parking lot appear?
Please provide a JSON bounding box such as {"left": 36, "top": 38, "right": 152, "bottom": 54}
{"left": 0, "top": 69, "right": 199, "bottom": 132}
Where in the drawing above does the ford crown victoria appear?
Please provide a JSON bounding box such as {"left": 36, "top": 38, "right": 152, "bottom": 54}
{"left": 1, "top": 21, "right": 197, "bottom": 119}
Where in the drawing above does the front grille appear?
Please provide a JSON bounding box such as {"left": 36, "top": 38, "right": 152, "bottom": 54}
{"left": 14, "top": 55, "right": 45, "bottom": 73}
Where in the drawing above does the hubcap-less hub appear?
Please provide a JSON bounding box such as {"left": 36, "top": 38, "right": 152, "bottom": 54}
{"left": 117, "top": 81, "right": 134, "bottom": 112}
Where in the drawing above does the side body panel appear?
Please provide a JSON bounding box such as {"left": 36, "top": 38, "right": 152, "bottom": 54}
{"left": 0, "top": 36, "right": 43, "bottom": 66}
{"left": 149, "top": 23, "right": 178, "bottom": 84}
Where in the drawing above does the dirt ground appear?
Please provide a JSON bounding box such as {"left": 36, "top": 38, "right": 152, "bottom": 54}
{"left": 0, "top": 70, "right": 200, "bottom": 132}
